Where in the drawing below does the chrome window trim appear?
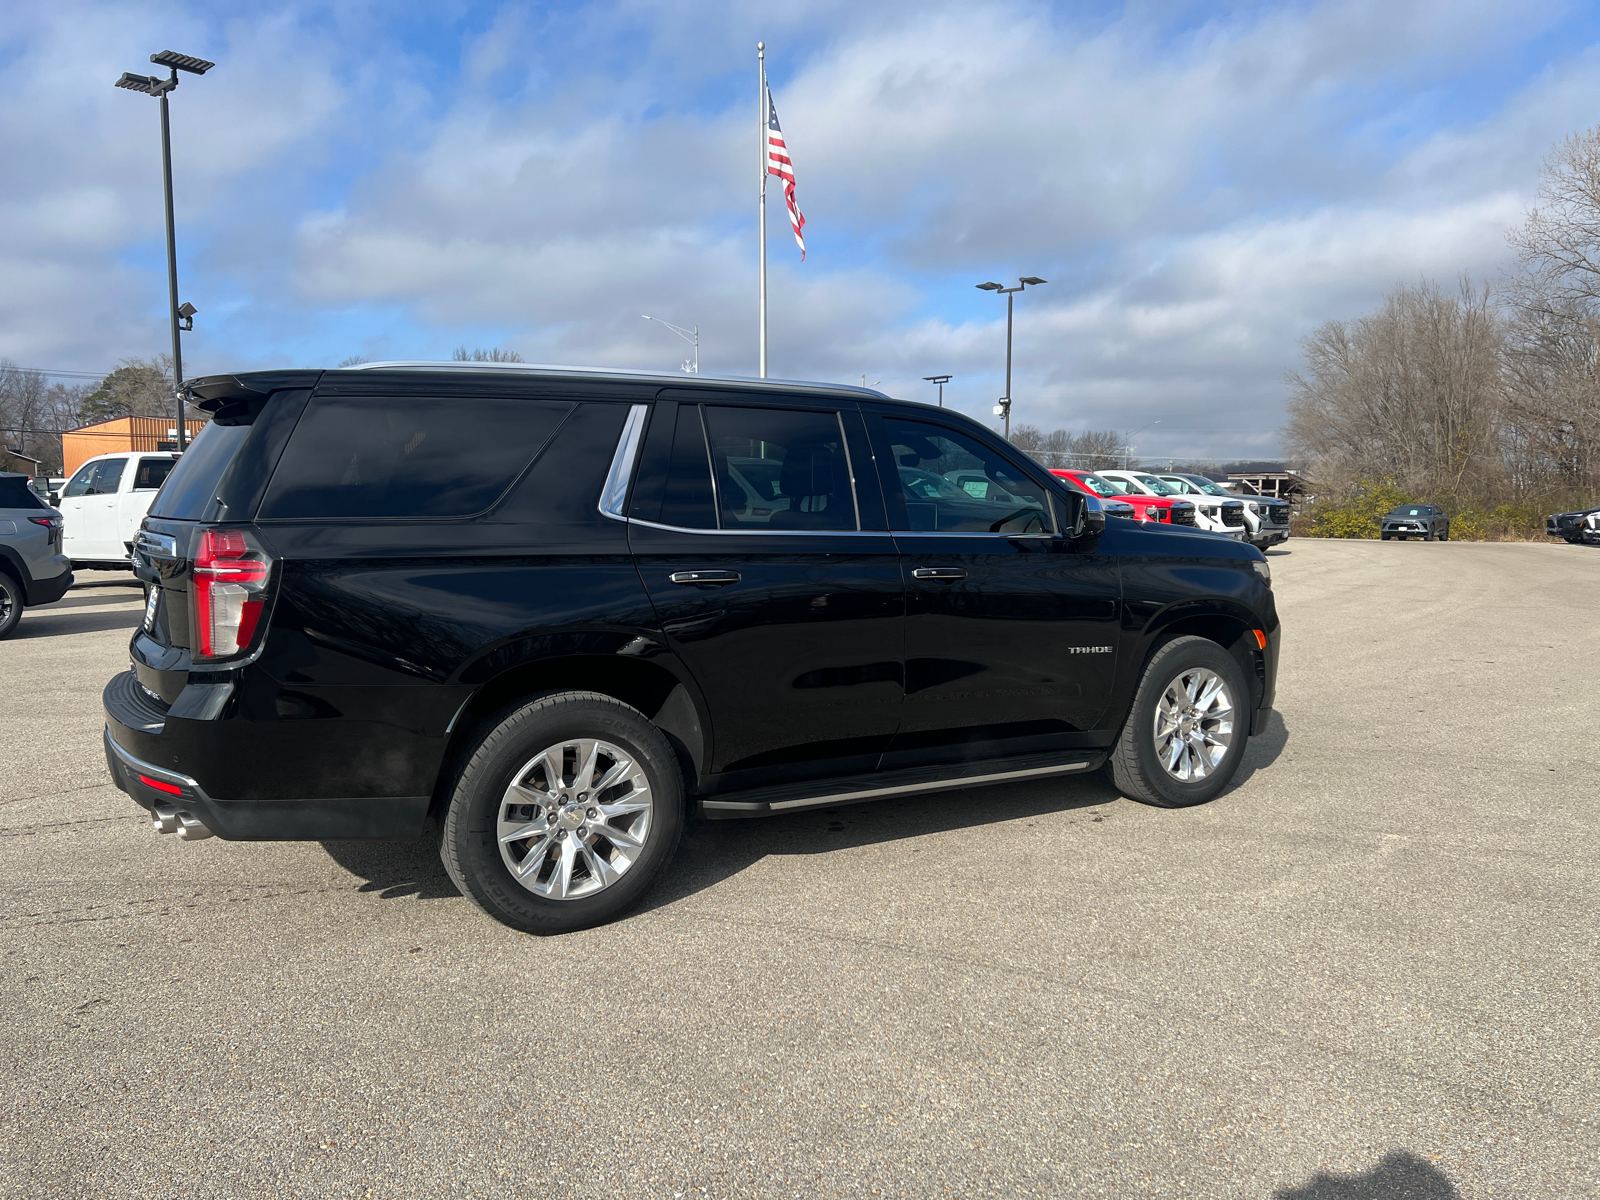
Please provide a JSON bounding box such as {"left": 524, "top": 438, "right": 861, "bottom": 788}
{"left": 626, "top": 517, "right": 890, "bottom": 538}
{"left": 598, "top": 404, "right": 650, "bottom": 522}
{"left": 891, "top": 529, "right": 1055, "bottom": 539}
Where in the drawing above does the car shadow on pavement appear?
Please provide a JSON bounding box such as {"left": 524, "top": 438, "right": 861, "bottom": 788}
{"left": 14, "top": 605, "right": 143, "bottom": 639}
{"left": 1227, "top": 708, "right": 1290, "bottom": 791}
{"left": 1272, "top": 1150, "right": 1459, "bottom": 1199}
{"left": 319, "top": 835, "right": 459, "bottom": 900}
{"left": 637, "top": 769, "right": 1121, "bottom": 916}
{"left": 318, "top": 715, "right": 1292, "bottom": 915}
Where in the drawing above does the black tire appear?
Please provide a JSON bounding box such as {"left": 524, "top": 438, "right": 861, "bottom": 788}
{"left": 0, "top": 572, "right": 21, "bottom": 639}
{"left": 1107, "top": 635, "right": 1251, "bottom": 809}
{"left": 1440, "top": 529, "right": 1449, "bottom": 542}
{"left": 1424, "top": 531, "right": 1435, "bottom": 542}
{"left": 440, "top": 691, "right": 684, "bottom": 934}
{"left": 1380, "top": 534, "right": 1390, "bottom": 541}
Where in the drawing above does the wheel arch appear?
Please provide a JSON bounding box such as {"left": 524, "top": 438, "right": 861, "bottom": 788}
{"left": 1133, "top": 603, "right": 1266, "bottom": 717}
{"left": 430, "top": 653, "right": 709, "bottom": 821}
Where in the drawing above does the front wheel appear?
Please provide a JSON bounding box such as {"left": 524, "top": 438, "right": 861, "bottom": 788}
{"left": 440, "top": 691, "right": 685, "bottom": 934}
{"left": 1107, "top": 636, "right": 1251, "bottom": 808}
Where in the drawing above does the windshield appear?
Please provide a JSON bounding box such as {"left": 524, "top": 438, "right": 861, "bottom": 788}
{"left": 1176, "top": 475, "right": 1230, "bottom": 496}
{"left": 1075, "top": 473, "right": 1126, "bottom": 496}
{"left": 1391, "top": 507, "right": 1431, "bottom": 517}
{"left": 1131, "top": 473, "right": 1175, "bottom": 496}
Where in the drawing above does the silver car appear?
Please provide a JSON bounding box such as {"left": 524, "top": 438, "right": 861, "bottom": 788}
{"left": 0, "top": 472, "right": 73, "bottom": 639}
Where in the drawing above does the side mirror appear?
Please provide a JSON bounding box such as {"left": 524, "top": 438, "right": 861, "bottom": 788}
{"left": 47, "top": 492, "right": 59, "bottom": 506}
{"left": 1057, "top": 486, "right": 1099, "bottom": 538}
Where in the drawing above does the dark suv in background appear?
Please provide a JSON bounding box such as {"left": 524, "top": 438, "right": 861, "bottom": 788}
{"left": 103, "top": 365, "right": 1279, "bottom": 932}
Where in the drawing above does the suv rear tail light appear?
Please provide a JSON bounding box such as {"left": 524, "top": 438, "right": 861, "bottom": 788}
{"left": 27, "top": 515, "right": 62, "bottom": 547}
{"left": 192, "top": 528, "right": 272, "bottom": 660}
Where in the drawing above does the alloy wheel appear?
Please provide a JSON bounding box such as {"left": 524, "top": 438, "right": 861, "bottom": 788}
{"left": 497, "top": 738, "right": 654, "bottom": 901}
{"left": 1152, "top": 667, "right": 1235, "bottom": 783}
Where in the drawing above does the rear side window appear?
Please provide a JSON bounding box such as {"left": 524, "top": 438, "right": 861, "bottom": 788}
{"left": 133, "top": 457, "right": 176, "bottom": 491}
{"left": 149, "top": 423, "right": 251, "bottom": 518}
{"left": 704, "top": 406, "right": 856, "bottom": 530}
{"left": 0, "top": 477, "right": 45, "bottom": 510}
{"left": 259, "top": 394, "right": 570, "bottom": 520}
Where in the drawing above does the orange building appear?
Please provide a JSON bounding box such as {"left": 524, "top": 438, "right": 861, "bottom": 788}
{"left": 61, "top": 417, "right": 207, "bottom": 478}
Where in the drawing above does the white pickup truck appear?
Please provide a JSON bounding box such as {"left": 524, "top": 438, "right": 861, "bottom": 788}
{"left": 58, "top": 451, "right": 179, "bottom": 568}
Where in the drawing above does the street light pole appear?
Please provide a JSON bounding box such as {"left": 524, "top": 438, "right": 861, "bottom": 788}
{"left": 116, "top": 50, "right": 214, "bottom": 452}
{"left": 642, "top": 315, "right": 699, "bottom": 373}
{"left": 976, "top": 276, "right": 1046, "bottom": 441}
{"left": 157, "top": 86, "right": 183, "bottom": 447}
{"left": 922, "top": 374, "right": 952, "bottom": 407}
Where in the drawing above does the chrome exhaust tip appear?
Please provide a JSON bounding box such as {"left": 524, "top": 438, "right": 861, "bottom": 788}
{"left": 176, "top": 812, "right": 214, "bottom": 841}
{"left": 152, "top": 805, "right": 214, "bottom": 841}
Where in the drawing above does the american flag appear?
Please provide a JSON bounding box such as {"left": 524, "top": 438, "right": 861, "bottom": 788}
{"left": 766, "top": 89, "right": 806, "bottom": 260}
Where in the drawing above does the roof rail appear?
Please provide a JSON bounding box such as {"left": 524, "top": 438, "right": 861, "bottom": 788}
{"left": 345, "top": 360, "right": 889, "bottom": 398}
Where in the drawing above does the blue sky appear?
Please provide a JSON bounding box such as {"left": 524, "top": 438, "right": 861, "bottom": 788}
{"left": 4, "top": 0, "right": 1600, "bottom": 460}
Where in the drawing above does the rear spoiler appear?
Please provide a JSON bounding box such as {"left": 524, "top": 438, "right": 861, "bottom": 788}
{"left": 183, "top": 372, "right": 323, "bottom": 425}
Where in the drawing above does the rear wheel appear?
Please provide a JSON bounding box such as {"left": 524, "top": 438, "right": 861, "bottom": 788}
{"left": 0, "top": 572, "right": 20, "bottom": 639}
{"left": 440, "top": 692, "right": 685, "bottom": 934}
{"left": 1107, "top": 636, "right": 1251, "bottom": 809}
{"left": 1380, "top": 533, "right": 1390, "bottom": 541}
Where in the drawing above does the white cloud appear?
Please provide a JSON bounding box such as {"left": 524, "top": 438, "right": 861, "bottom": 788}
{"left": 4, "top": 0, "right": 1600, "bottom": 462}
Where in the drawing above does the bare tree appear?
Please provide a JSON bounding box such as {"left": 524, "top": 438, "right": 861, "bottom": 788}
{"left": 0, "top": 361, "right": 91, "bottom": 474}
{"left": 1285, "top": 277, "right": 1503, "bottom": 500}
{"left": 453, "top": 346, "right": 525, "bottom": 363}
{"left": 1503, "top": 126, "right": 1600, "bottom": 495}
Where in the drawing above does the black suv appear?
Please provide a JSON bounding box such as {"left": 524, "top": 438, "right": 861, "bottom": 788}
{"left": 103, "top": 365, "right": 1279, "bottom": 932}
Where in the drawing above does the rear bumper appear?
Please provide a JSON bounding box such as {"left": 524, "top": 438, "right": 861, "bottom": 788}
{"left": 25, "top": 566, "right": 72, "bottom": 606}
{"left": 103, "top": 672, "right": 432, "bottom": 840}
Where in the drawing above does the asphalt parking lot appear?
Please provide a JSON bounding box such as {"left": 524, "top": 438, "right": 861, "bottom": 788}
{"left": 2, "top": 540, "right": 1596, "bottom": 1198}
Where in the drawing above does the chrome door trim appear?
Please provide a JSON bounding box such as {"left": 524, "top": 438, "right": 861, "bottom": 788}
{"left": 598, "top": 403, "right": 651, "bottom": 522}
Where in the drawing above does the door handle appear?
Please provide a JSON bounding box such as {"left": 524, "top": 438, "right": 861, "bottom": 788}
{"left": 669, "top": 570, "right": 741, "bottom": 586}
{"left": 911, "top": 567, "right": 967, "bottom": 580}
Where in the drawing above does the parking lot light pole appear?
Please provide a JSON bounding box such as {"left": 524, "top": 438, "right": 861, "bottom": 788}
{"left": 642, "top": 315, "right": 699, "bottom": 373}
{"left": 976, "top": 276, "right": 1046, "bottom": 440}
{"left": 922, "top": 374, "right": 952, "bottom": 407}
{"left": 116, "top": 50, "right": 214, "bottom": 451}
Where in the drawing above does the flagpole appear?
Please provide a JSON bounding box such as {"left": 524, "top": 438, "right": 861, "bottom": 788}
{"left": 758, "top": 41, "right": 768, "bottom": 379}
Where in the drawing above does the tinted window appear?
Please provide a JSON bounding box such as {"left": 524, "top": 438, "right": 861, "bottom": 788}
{"left": 660, "top": 405, "right": 717, "bottom": 529}
{"left": 882, "top": 419, "right": 1052, "bottom": 534}
{"left": 133, "top": 457, "right": 176, "bottom": 490}
{"left": 260, "top": 394, "right": 570, "bottom": 520}
{"left": 0, "top": 477, "right": 45, "bottom": 510}
{"left": 149, "top": 423, "right": 251, "bottom": 519}
{"left": 64, "top": 463, "right": 96, "bottom": 498}
{"left": 704, "top": 406, "right": 856, "bottom": 531}
{"left": 92, "top": 458, "right": 126, "bottom": 495}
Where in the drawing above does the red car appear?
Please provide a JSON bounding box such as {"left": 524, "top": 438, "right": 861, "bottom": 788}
{"left": 1052, "top": 469, "right": 1198, "bottom": 526}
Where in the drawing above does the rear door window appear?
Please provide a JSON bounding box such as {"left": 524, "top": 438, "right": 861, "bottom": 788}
{"left": 259, "top": 394, "right": 571, "bottom": 520}
{"left": 133, "top": 457, "right": 176, "bottom": 491}
{"left": 703, "top": 406, "right": 857, "bottom": 531}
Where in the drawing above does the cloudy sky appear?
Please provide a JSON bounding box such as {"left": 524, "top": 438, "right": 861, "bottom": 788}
{"left": 4, "top": 1, "right": 1600, "bottom": 460}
